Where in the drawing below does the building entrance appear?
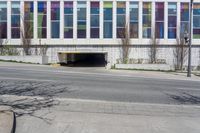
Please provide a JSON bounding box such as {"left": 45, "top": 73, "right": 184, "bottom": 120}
{"left": 58, "top": 51, "right": 107, "bottom": 67}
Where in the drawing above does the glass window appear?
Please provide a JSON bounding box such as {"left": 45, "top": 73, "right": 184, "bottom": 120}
{"left": 117, "top": 2, "right": 126, "bottom": 38}
{"left": 90, "top": 2, "right": 99, "bottom": 38}
{"left": 38, "top": 1, "right": 47, "bottom": 38}
{"left": 155, "top": 2, "right": 164, "bottom": 38}
{"left": 24, "top": 1, "right": 34, "bottom": 38}
{"left": 104, "top": 2, "right": 113, "bottom": 38}
{"left": 11, "top": 1, "right": 20, "bottom": 39}
{"left": 143, "top": 2, "right": 151, "bottom": 38}
{"left": 168, "top": 3, "right": 177, "bottom": 39}
{"left": 77, "top": 1, "right": 86, "bottom": 38}
{"left": 180, "top": 3, "right": 189, "bottom": 37}
{"left": 130, "top": 2, "right": 138, "bottom": 38}
{"left": 0, "top": 2, "right": 7, "bottom": 39}
{"left": 64, "top": 2, "right": 73, "bottom": 38}
{"left": 51, "top": 2, "right": 60, "bottom": 38}
{"left": 193, "top": 3, "right": 200, "bottom": 39}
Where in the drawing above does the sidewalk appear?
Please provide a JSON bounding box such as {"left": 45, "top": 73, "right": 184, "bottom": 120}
{"left": 1, "top": 95, "right": 198, "bottom": 133}
{"left": 0, "top": 106, "right": 15, "bottom": 133}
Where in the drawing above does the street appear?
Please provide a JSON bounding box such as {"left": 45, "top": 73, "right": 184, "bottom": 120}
{"left": 0, "top": 62, "right": 200, "bottom": 105}
{"left": 1, "top": 62, "right": 200, "bottom": 133}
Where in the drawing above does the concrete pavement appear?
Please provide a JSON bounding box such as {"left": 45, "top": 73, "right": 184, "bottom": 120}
{"left": 1, "top": 95, "right": 197, "bottom": 133}
{"left": 0, "top": 106, "right": 15, "bottom": 133}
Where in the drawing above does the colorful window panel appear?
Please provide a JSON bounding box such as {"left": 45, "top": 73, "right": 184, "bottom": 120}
{"left": 193, "top": 3, "right": 200, "bottom": 39}
{"left": 11, "top": 1, "right": 20, "bottom": 38}
{"left": 77, "top": 1, "right": 86, "bottom": 38}
{"left": 143, "top": 2, "right": 151, "bottom": 38}
{"left": 130, "top": 2, "right": 138, "bottom": 38}
{"left": 38, "top": 1, "right": 47, "bottom": 38}
{"left": 168, "top": 3, "right": 177, "bottom": 39}
{"left": 104, "top": 2, "right": 113, "bottom": 38}
{"left": 155, "top": 2, "right": 164, "bottom": 38}
{"left": 64, "top": 2, "right": 73, "bottom": 38}
{"left": 51, "top": 1, "right": 60, "bottom": 38}
{"left": 24, "top": 1, "right": 34, "bottom": 38}
{"left": 90, "top": 2, "right": 99, "bottom": 38}
{"left": 0, "top": 2, "right": 7, "bottom": 39}
{"left": 180, "top": 3, "right": 189, "bottom": 36}
{"left": 117, "top": 2, "right": 126, "bottom": 38}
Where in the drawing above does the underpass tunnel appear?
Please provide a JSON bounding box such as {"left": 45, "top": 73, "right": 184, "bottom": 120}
{"left": 58, "top": 52, "right": 107, "bottom": 67}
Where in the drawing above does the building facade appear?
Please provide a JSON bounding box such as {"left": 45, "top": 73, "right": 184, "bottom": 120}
{"left": 0, "top": 0, "right": 200, "bottom": 69}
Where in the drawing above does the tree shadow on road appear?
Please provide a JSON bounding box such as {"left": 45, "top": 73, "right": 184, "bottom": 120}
{"left": 165, "top": 92, "right": 200, "bottom": 105}
{"left": 0, "top": 80, "right": 74, "bottom": 124}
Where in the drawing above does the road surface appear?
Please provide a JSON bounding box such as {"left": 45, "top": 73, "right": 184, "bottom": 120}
{"left": 0, "top": 62, "right": 200, "bottom": 105}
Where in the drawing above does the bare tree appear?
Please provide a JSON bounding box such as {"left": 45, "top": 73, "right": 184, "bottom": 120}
{"left": 21, "top": 15, "right": 33, "bottom": 55}
{"left": 0, "top": 38, "right": 3, "bottom": 55}
{"left": 173, "top": 32, "right": 188, "bottom": 71}
{"left": 118, "top": 21, "right": 131, "bottom": 64}
{"left": 149, "top": 25, "right": 159, "bottom": 64}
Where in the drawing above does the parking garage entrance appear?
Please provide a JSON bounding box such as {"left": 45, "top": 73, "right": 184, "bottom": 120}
{"left": 58, "top": 51, "right": 108, "bottom": 67}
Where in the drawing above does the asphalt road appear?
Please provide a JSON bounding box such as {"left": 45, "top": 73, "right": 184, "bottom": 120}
{"left": 0, "top": 62, "right": 200, "bottom": 105}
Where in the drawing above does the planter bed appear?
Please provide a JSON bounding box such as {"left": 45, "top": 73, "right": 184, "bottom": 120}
{"left": 115, "top": 64, "right": 171, "bottom": 71}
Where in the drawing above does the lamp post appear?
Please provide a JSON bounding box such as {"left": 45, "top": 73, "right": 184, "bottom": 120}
{"left": 187, "top": 0, "right": 193, "bottom": 77}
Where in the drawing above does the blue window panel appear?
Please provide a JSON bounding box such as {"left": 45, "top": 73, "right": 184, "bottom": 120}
{"left": 64, "top": 15, "right": 73, "bottom": 27}
{"left": 104, "top": 22, "right": 112, "bottom": 38}
{"left": 117, "top": 8, "right": 125, "bottom": 14}
{"left": 168, "top": 28, "right": 176, "bottom": 38}
{"left": 11, "top": 28, "right": 20, "bottom": 38}
{"left": 11, "top": 15, "right": 20, "bottom": 27}
{"left": 64, "top": 28, "right": 73, "bottom": 38}
{"left": 91, "top": 15, "right": 99, "bottom": 27}
{"left": 117, "top": 28, "right": 125, "bottom": 38}
{"left": 156, "top": 22, "right": 164, "bottom": 38}
{"left": 181, "top": 11, "right": 189, "bottom": 21}
{"left": 168, "top": 3, "right": 177, "bottom": 14}
{"left": 91, "top": 8, "right": 99, "bottom": 14}
{"left": 51, "top": 22, "right": 60, "bottom": 38}
{"left": 0, "top": 22, "right": 7, "bottom": 38}
{"left": 181, "top": 22, "right": 189, "bottom": 33}
{"left": 91, "top": 28, "right": 99, "bottom": 38}
{"left": 130, "top": 22, "right": 138, "bottom": 38}
{"left": 38, "top": 2, "right": 46, "bottom": 13}
{"left": 77, "top": 29, "right": 86, "bottom": 38}
{"left": 64, "top": 8, "right": 73, "bottom": 14}
{"left": 78, "top": 8, "right": 86, "bottom": 20}
{"left": 143, "top": 16, "right": 151, "bottom": 27}
{"left": 168, "top": 16, "right": 177, "bottom": 27}
{"left": 130, "top": 9, "right": 138, "bottom": 21}
{"left": 193, "top": 16, "right": 200, "bottom": 28}
{"left": 143, "top": 28, "right": 151, "bottom": 38}
{"left": 194, "top": 8, "right": 200, "bottom": 15}
{"left": 0, "top": 8, "right": 7, "bottom": 21}
{"left": 11, "top": 2, "right": 20, "bottom": 14}
{"left": 117, "top": 15, "right": 125, "bottom": 27}
{"left": 104, "top": 9, "right": 112, "bottom": 20}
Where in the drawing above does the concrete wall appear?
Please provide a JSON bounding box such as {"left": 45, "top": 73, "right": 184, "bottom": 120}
{"left": 0, "top": 56, "right": 49, "bottom": 65}
{"left": 45, "top": 46, "right": 200, "bottom": 70}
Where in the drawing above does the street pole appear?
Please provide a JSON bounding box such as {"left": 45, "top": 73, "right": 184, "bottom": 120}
{"left": 187, "top": 0, "right": 193, "bottom": 77}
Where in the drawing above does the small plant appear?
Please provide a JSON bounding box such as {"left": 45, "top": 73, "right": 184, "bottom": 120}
{"left": 21, "top": 15, "right": 33, "bottom": 55}
{"left": 173, "top": 30, "right": 188, "bottom": 71}
{"left": 149, "top": 25, "right": 159, "bottom": 64}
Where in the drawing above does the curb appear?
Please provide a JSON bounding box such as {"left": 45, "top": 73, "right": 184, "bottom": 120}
{"left": 11, "top": 112, "right": 16, "bottom": 133}
{"left": 0, "top": 107, "right": 16, "bottom": 133}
